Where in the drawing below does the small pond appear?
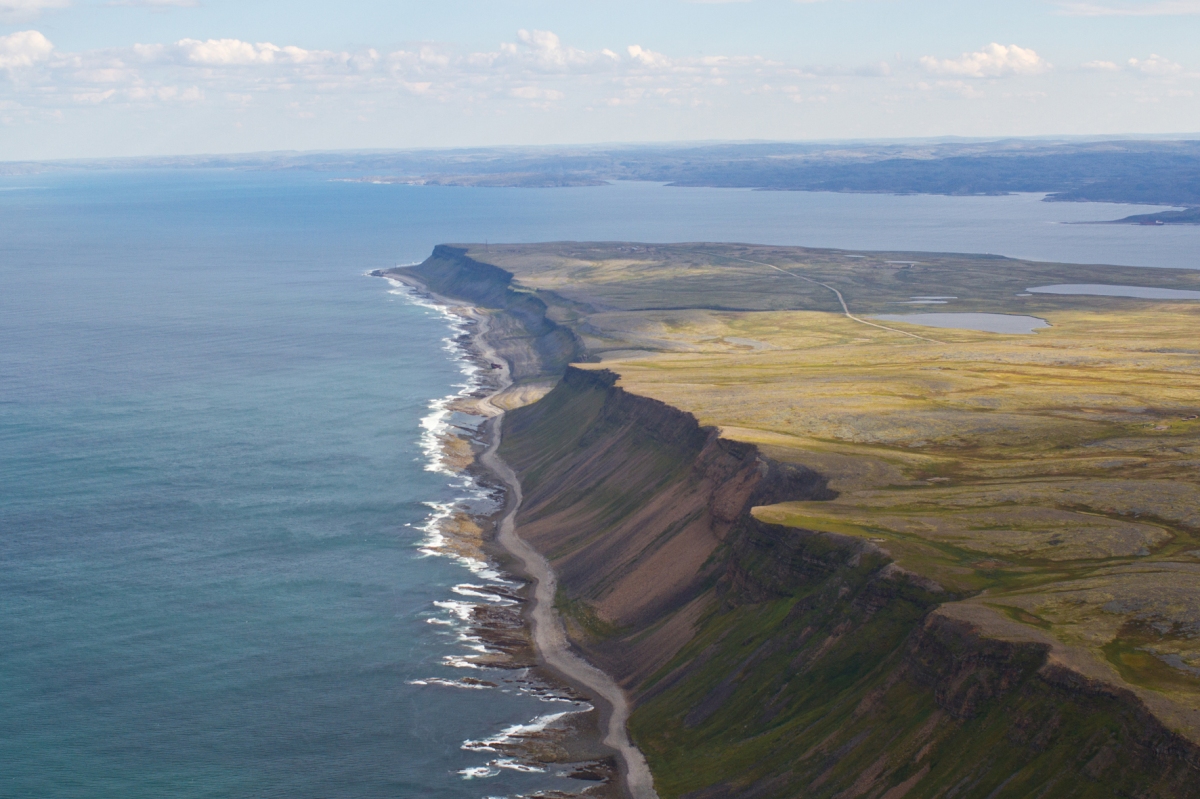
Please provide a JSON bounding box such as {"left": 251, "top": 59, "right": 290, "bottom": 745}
{"left": 1027, "top": 284, "right": 1200, "bottom": 300}
{"left": 871, "top": 312, "right": 1050, "bottom": 334}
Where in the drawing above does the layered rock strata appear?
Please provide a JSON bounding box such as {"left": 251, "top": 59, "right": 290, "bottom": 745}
{"left": 387, "top": 246, "right": 1200, "bottom": 799}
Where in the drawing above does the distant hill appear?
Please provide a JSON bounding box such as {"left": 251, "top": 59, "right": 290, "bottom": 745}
{"left": 1109, "top": 206, "right": 1200, "bottom": 225}
{"left": 6, "top": 138, "right": 1200, "bottom": 208}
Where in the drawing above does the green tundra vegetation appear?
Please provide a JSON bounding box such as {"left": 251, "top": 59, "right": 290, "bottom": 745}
{"left": 401, "top": 242, "right": 1200, "bottom": 797}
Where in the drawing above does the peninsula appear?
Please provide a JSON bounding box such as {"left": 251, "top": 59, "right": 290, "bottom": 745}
{"left": 13, "top": 138, "right": 1200, "bottom": 209}
{"left": 388, "top": 242, "right": 1200, "bottom": 799}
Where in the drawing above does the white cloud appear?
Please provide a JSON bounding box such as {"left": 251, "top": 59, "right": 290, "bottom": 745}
{"left": 1128, "top": 54, "right": 1183, "bottom": 74}
{"left": 131, "top": 43, "right": 167, "bottom": 61}
{"left": 126, "top": 85, "right": 175, "bottom": 100}
{"left": 175, "top": 38, "right": 343, "bottom": 66}
{"left": 919, "top": 43, "right": 1047, "bottom": 78}
{"left": 107, "top": 0, "right": 198, "bottom": 6}
{"left": 517, "top": 29, "right": 567, "bottom": 61}
{"left": 177, "top": 38, "right": 276, "bottom": 65}
{"left": 0, "top": 29, "right": 54, "bottom": 69}
{"left": 510, "top": 86, "right": 564, "bottom": 100}
{"left": 74, "top": 67, "right": 133, "bottom": 83}
{"left": 125, "top": 85, "right": 202, "bottom": 101}
{"left": 1080, "top": 55, "right": 1187, "bottom": 75}
{"left": 627, "top": 44, "right": 672, "bottom": 69}
{"left": 492, "top": 29, "right": 621, "bottom": 72}
{"left": 0, "top": 28, "right": 1034, "bottom": 121}
{"left": 1058, "top": 0, "right": 1200, "bottom": 15}
{"left": 72, "top": 88, "right": 116, "bottom": 104}
{"left": 939, "top": 79, "right": 985, "bottom": 99}
{"left": 803, "top": 60, "right": 891, "bottom": 77}
{"left": 914, "top": 78, "right": 986, "bottom": 99}
{"left": 0, "top": 0, "right": 67, "bottom": 22}
{"left": 9, "top": 26, "right": 1157, "bottom": 133}
{"left": 5, "top": 24, "right": 1200, "bottom": 159}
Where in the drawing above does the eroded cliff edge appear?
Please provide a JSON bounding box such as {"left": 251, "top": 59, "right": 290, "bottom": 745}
{"left": 387, "top": 246, "right": 1200, "bottom": 799}
{"left": 393, "top": 244, "right": 581, "bottom": 381}
{"left": 501, "top": 367, "right": 1200, "bottom": 799}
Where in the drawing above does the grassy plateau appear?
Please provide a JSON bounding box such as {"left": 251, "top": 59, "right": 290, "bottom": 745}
{"left": 440, "top": 242, "right": 1200, "bottom": 796}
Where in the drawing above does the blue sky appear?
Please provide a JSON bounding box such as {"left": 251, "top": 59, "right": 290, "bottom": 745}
{"left": 2, "top": 0, "right": 1199, "bottom": 159}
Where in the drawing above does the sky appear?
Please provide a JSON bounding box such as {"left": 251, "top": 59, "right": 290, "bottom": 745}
{"left": 1, "top": 0, "right": 1199, "bottom": 160}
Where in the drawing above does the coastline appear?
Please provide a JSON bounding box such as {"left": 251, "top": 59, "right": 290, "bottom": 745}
{"left": 473, "top": 317, "right": 660, "bottom": 799}
{"left": 382, "top": 271, "right": 656, "bottom": 799}
{"left": 381, "top": 242, "right": 1200, "bottom": 797}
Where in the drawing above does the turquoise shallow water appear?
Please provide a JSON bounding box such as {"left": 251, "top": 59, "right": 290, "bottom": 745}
{"left": 2, "top": 171, "right": 1198, "bottom": 799}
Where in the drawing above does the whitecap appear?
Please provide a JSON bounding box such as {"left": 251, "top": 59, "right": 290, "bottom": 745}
{"left": 458, "top": 632, "right": 496, "bottom": 654}
{"left": 462, "top": 560, "right": 510, "bottom": 582}
{"left": 385, "top": 280, "right": 486, "bottom": 478}
{"left": 461, "top": 711, "right": 576, "bottom": 753}
{"left": 407, "top": 678, "right": 492, "bottom": 690}
{"left": 433, "top": 600, "right": 476, "bottom": 621}
{"left": 444, "top": 656, "right": 482, "bottom": 670}
{"left": 493, "top": 758, "right": 546, "bottom": 773}
{"left": 415, "top": 501, "right": 455, "bottom": 555}
{"left": 452, "top": 584, "right": 518, "bottom": 604}
{"left": 536, "top": 694, "right": 591, "bottom": 706}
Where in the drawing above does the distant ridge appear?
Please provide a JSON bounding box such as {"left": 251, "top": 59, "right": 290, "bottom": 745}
{"left": 5, "top": 138, "right": 1200, "bottom": 208}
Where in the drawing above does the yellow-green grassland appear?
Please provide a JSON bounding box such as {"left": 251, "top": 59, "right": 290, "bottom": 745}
{"left": 397, "top": 242, "right": 1200, "bottom": 798}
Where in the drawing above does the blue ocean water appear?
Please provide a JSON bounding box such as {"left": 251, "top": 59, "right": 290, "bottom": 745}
{"left": 2, "top": 171, "right": 1197, "bottom": 799}
{"left": 0, "top": 172, "right": 577, "bottom": 799}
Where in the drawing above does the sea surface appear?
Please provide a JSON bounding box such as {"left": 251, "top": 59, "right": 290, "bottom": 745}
{"left": 2, "top": 171, "right": 1199, "bottom": 799}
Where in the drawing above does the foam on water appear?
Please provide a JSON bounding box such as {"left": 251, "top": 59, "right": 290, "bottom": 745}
{"left": 387, "top": 282, "right": 578, "bottom": 787}
{"left": 452, "top": 583, "right": 519, "bottom": 604}
{"left": 433, "top": 599, "right": 477, "bottom": 620}
{"left": 444, "top": 655, "right": 485, "bottom": 670}
{"left": 494, "top": 758, "right": 548, "bottom": 773}
{"left": 0, "top": 172, "right": 593, "bottom": 799}
{"left": 456, "top": 708, "right": 594, "bottom": 783}
{"left": 462, "top": 711, "right": 581, "bottom": 753}
{"left": 390, "top": 275, "right": 592, "bottom": 793}
{"left": 407, "top": 678, "right": 493, "bottom": 690}
{"left": 395, "top": 279, "right": 520, "bottom": 591}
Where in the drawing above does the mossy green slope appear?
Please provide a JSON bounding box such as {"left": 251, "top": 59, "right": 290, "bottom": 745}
{"left": 499, "top": 370, "right": 1200, "bottom": 798}
{"left": 407, "top": 242, "right": 1200, "bottom": 798}
{"left": 630, "top": 524, "right": 1198, "bottom": 798}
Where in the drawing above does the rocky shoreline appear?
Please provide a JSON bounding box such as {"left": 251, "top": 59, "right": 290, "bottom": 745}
{"left": 376, "top": 270, "right": 628, "bottom": 798}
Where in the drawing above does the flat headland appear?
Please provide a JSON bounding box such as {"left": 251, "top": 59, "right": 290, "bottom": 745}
{"left": 383, "top": 241, "right": 1200, "bottom": 798}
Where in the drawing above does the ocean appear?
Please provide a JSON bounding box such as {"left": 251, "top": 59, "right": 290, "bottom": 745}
{"left": 1, "top": 170, "right": 1197, "bottom": 799}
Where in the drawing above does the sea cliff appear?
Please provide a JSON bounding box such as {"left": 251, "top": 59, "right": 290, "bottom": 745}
{"left": 397, "top": 244, "right": 580, "bottom": 381}
{"left": 387, "top": 245, "right": 1200, "bottom": 799}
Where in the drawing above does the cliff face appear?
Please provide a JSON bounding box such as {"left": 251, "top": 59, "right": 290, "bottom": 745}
{"left": 499, "top": 367, "right": 1200, "bottom": 799}
{"left": 391, "top": 245, "right": 581, "bottom": 380}
{"left": 399, "top": 250, "right": 1200, "bottom": 798}
{"left": 499, "top": 367, "right": 833, "bottom": 683}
